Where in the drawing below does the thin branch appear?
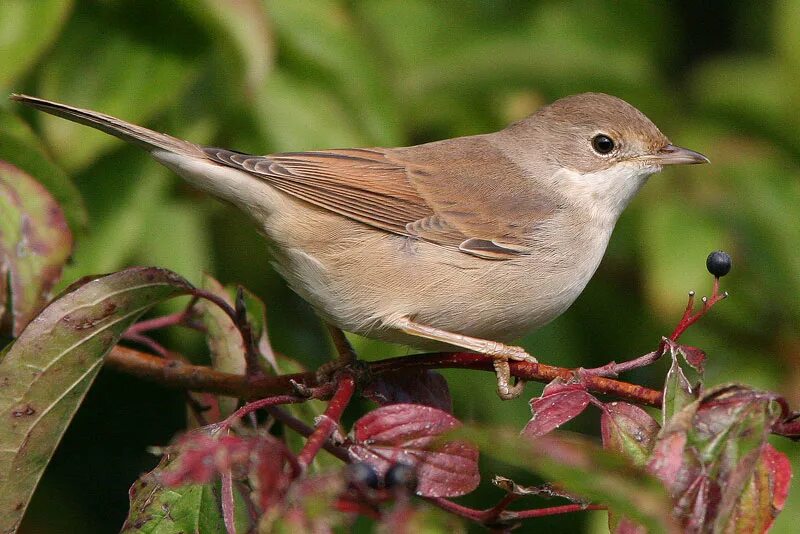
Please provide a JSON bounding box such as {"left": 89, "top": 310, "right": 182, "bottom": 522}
{"left": 267, "top": 406, "right": 351, "bottom": 461}
{"left": 297, "top": 374, "right": 356, "bottom": 469}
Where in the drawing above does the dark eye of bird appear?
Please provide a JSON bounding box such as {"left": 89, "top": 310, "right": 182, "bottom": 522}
{"left": 591, "top": 134, "right": 615, "bottom": 155}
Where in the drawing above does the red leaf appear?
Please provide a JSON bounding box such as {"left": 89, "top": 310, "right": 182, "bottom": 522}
{"left": 601, "top": 402, "right": 660, "bottom": 467}
{"left": 160, "top": 431, "right": 296, "bottom": 513}
{"left": 250, "top": 437, "right": 297, "bottom": 512}
{"left": 349, "top": 404, "right": 479, "bottom": 497}
{"left": 522, "top": 379, "right": 594, "bottom": 439}
{"left": 363, "top": 369, "right": 452, "bottom": 413}
{"left": 160, "top": 433, "right": 255, "bottom": 486}
{"left": 679, "top": 345, "right": 706, "bottom": 374}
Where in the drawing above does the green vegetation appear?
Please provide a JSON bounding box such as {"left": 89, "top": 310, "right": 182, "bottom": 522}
{"left": 1, "top": 1, "right": 799, "bottom": 532}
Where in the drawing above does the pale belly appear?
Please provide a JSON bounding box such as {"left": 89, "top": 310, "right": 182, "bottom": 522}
{"left": 265, "top": 208, "right": 610, "bottom": 350}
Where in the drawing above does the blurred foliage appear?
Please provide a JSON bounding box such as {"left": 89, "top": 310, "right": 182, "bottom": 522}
{"left": 2, "top": 0, "right": 799, "bottom": 532}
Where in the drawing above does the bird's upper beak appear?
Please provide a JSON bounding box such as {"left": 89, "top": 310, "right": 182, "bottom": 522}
{"left": 644, "top": 144, "right": 710, "bottom": 165}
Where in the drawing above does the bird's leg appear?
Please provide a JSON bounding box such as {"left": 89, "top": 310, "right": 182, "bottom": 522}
{"left": 391, "top": 316, "right": 535, "bottom": 399}
{"left": 316, "top": 324, "right": 359, "bottom": 384}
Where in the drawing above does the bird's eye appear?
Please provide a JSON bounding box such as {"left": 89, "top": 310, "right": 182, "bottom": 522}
{"left": 591, "top": 134, "right": 615, "bottom": 155}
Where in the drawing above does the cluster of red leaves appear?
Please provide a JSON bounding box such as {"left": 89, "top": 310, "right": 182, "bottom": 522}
{"left": 521, "top": 340, "right": 792, "bottom": 533}
{"left": 155, "top": 392, "right": 478, "bottom": 529}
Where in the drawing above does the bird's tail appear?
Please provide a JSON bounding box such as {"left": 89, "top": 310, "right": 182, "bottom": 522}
{"left": 10, "top": 94, "right": 203, "bottom": 157}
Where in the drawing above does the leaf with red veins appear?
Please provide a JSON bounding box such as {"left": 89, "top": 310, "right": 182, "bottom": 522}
{"left": 363, "top": 369, "right": 452, "bottom": 412}
{"left": 723, "top": 444, "right": 791, "bottom": 533}
{"left": 601, "top": 402, "right": 660, "bottom": 467}
{"left": 348, "top": 404, "right": 479, "bottom": 498}
{"left": 522, "top": 378, "right": 594, "bottom": 439}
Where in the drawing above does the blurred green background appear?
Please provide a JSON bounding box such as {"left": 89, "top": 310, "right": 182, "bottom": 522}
{"left": 2, "top": 0, "right": 799, "bottom": 531}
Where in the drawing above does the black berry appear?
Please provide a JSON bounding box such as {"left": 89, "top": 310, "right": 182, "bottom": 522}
{"left": 384, "top": 462, "right": 418, "bottom": 492}
{"left": 706, "top": 251, "right": 732, "bottom": 278}
{"left": 345, "top": 462, "right": 380, "bottom": 489}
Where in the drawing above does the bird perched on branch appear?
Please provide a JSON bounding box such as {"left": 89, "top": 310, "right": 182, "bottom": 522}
{"left": 12, "top": 92, "right": 707, "bottom": 398}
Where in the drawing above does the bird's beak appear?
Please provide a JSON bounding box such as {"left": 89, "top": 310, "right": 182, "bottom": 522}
{"left": 644, "top": 144, "right": 710, "bottom": 165}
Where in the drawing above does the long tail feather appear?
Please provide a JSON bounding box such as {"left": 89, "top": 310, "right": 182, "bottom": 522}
{"left": 10, "top": 94, "right": 203, "bottom": 156}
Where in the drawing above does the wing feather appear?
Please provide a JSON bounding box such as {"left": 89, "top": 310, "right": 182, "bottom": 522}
{"left": 203, "top": 139, "right": 556, "bottom": 259}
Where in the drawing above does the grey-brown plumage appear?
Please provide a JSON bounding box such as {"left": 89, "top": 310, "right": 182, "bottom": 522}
{"left": 10, "top": 92, "right": 708, "bottom": 398}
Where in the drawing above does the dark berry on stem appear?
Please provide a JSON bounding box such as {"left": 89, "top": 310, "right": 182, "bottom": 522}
{"left": 345, "top": 462, "right": 380, "bottom": 489}
{"left": 706, "top": 251, "right": 732, "bottom": 278}
{"left": 385, "top": 462, "right": 418, "bottom": 492}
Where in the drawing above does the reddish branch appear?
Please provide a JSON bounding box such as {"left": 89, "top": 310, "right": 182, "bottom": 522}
{"left": 297, "top": 373, "right": 356, "bottom": 469}
{"left": 106, "top": 345, "right": 662, "bottom": 407}
{"left": 429, "top": 495, "right": 605, "bottom": 527}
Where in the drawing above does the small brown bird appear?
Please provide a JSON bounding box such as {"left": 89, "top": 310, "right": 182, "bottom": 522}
{"left": 11, "top": 93, "right": 708, "bottom": 398}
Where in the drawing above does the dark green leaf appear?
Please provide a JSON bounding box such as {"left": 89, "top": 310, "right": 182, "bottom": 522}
{"left": 37, "top": 17, "right": 197, "bottom": 170}
{"left": 0, "top": 0, "right": 73, "bottom": 89}
{"left": 183, "top": 0, "right": 274, "bottom": 95}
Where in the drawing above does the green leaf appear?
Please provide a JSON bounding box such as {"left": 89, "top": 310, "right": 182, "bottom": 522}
{"left": 197, "top": 275, "right": 246, "bottom": 416}
{"left": 59, "top": 161, "right": 172, "bottom": 284}
{"left": 37, "top": 16, "right": 197, "bottom": 170}
{"left": 256, "top": 70, "right": 369, "bottom": 151}
{"left": 182, "top": 0, "right": 274, "bottom": 95}
{"left": 458, "top": 426, "right": 678, "bottom": 533}
{"left": 265, "top": 0, "right": 401, "bottom": 146}
{"left": 0, "top": 108, "right": 87, "bottom": 233}
{"left": 122, "top": 455, "right": 247, "bottom": 534}
{"left": 0, "top": 267, "right": 193, "bottom": 532}
{"left": 0, "top": 161, "right": 73, "bottom": 336}
{"left": 661, "top": 340, "right": 702, "bottom": 425}
{"left": 0, "top": 0, "right": 73, "bottom": 89}
{"left": 135, "top": 200, "right": 213, "bottom": 287}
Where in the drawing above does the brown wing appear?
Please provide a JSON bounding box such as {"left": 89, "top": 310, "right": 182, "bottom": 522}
{"left": 203, "top": 136, "right": 556, "bottom": 259}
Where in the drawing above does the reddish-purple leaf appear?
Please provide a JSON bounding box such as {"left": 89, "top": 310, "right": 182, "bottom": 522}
{"left": 522, "top": 379, "right": 594, "bottom": 439}
{"left": 649, "top": 385, "right": 783, "bottom": 532}
{"left": 160, "top": 433, "right": 256, "bottom": 486}
{"left": 250, "top": 436, "right": 296, "bottom": 511}
{"left": 0, "top": 161, "right": 73, "bottom": 336}
{"left": 679, "top": 345, "right": 706, "bottom": 374}
{"left": 614, "top": 517, "right": 648, "bottom": 534}
{"left": 160, "top": 431, "right": 296, "bottom": 513}
{"left": 601, "top": 402, "right": 660, "bottom": 467}
{"left": 363, "top": 369, "right": 452, "bottom": 412}
{"left": 348, "top": 404, "right": 479, "bottom": 497}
